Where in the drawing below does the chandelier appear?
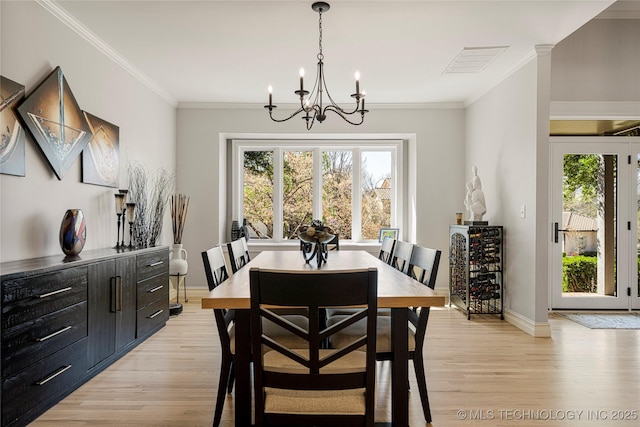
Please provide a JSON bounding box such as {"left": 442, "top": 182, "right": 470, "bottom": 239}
{"left": 265, "top": 2, "right": 368, "bottom": 130}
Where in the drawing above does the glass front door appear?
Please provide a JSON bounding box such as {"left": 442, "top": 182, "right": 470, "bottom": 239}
{"left": 550, "top": 139, "right": 640, "bottom": 310}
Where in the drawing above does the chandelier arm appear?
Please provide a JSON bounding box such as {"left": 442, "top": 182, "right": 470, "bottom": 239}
{"left": 322, "top": 105, "right": 366, "bottom": 125}
{"left": 267, "top": 107, "right": 308, "bottom": 123}
{"left": 320, "top": 69, "right": 362, "bottom": 115}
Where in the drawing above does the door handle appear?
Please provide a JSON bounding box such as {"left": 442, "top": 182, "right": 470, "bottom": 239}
{"left": 553, "top": 222, "right": 569, "bottom": 243}
{"left": 111, "top": 277, "right": 117, "bottom": 313}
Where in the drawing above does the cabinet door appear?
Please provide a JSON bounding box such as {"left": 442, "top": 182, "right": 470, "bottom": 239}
{"left": 115, "top": 256, "right": 136, "bottom": 350}
{"left": 87, "top": 260, "right": 116, "bottom": 368}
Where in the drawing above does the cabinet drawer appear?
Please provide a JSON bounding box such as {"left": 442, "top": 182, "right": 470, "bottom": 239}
{"left": 137, "top": 274, "right": 169, "bottom": 308}
{"left": 137, "top": 298, "right": 169, "bottom": 338}
{"left": 136, "top": 251, "right": 169, "bottom": 282}
{"left": 2, "top": 338, "right": 88, "bottom": 427}
{"left": 2, "top": 301, "right": 87, "bottom": 379}
{"left": 1, "top": 267, "right": 87, "bottom": 330}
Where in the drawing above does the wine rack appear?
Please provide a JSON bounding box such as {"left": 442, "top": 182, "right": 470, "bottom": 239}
{"left": 449, "top": 225, "right": 504, "bottom": 320}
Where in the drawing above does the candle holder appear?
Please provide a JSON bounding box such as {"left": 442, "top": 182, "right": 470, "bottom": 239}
{"left": 119, "top": 189, "right": 128, "bottom": 247}
{"left": 114, "top": 193, "right": 126, "bottom": 248}
{"left": 126, "top": 202, "right": 136, "bottom": 249}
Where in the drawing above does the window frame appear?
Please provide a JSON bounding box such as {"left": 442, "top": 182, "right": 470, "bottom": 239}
{"left": 232, "top": 139, "right": 403, "bottom": 243}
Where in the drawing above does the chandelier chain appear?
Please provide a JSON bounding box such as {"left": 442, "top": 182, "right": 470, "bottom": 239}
{"left": 318, "top": 9, "right": 323, "bottom": 60}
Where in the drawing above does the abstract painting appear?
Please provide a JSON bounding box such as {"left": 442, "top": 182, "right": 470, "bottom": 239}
{"left": 16, "top": 67, "right": 91, "bottom": 180}
{"left": 0, "top": 76, "right": 26, "bottom": 176}
{"left": 82, "top": 111, "right": 119, "bottom": 187}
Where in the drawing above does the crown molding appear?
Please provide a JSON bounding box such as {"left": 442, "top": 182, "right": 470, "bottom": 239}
{"left": 36, "top": 0, "right": 178, "bottom": 107}
{"left": 177, "top": 101, "right": 465, "bottom": 110}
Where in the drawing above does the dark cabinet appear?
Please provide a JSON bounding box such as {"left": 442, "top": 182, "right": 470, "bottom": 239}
{"left": 136, "top": 251, "right": 170, "bottom": 338}
{"left": 1, "top": 247, "right": 168, "bottom": 427}
{"left": 1, "top": 267, "right": 88, "bottom": 427}
{"left": 87, "top": 256, "right": 136, "bottom": 369}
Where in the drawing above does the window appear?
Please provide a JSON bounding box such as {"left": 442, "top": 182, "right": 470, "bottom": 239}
{"left": 233, "top": 139, "right": 402, "bottom": 243}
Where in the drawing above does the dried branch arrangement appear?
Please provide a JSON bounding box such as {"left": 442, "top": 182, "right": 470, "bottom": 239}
{"left": 128, "top": 162, "right": 174, "bottom": 247}
{"left": 171, "top": 194, "right": 190, "bottom": 244}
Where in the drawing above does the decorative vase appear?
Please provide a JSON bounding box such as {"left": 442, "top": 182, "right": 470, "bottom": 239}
{"left": 59, "top": 209, "right": 86, "bottom": 256}
{"left": 231, "top": 220, "right": 240, "bottom": 241}
{"left": 169, "top": 243, "right": 188, "bottom": 275}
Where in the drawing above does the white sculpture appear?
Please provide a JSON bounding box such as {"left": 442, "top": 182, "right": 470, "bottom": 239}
{"left": 465, "top": 166, "right": 487, "bottom": 221}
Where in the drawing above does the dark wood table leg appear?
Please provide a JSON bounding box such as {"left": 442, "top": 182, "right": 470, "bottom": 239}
{"left": 391, "top": 307, "right": 409, "bottom": 427}
{"left": 233, "top": 309, "right": 251, "bottom": 426}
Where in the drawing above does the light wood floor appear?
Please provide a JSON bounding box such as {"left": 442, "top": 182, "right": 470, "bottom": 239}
{"left": 32, "top": 290, "right": 640, "bottom": 426}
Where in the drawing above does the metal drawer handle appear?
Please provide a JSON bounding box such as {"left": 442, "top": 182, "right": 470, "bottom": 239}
{"left": 148, "top": 261, "right": 164, "bottom": 267}
{"left": 35, "top": 326, "right": 72, "bottom": 342}
{"left": 37, "top": 287, "right": 72, "bottom": 298}
{"left": 148, "top": 285, "right": 164, "bottom": 293}
{"left": 148, "top": 309, "right": 164, "bottom": 319}
{"left": 35, "top": 365, "right": 72, "bottom": 386}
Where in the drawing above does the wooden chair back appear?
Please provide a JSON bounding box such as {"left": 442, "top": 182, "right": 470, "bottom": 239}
{"left": 378, "top": 236, "right": 396, "bottom": 264}
{"left": 391, "top": 240, "right": 414, "bottom": 275}
{"left": 408, "top": 245, "right": 441, "bottom": 290}
{"left": 227, "top": 238, "right": 250, "bottom": 273}
{"left": 249, "top": 267, "right": 378, "bottom": 427}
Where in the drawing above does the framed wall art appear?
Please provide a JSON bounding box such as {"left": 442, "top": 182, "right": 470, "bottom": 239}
{"left": 16, "top": 66, "right": 91, "bottom": 180}
{"left": 378, "top": 227, "right": 399, "bottom": 243}
{"left": 0, "top": 76, "right": 26, "bottom": 176}
{"left": 82, "top": 111, "right": 119, "bottom": 187}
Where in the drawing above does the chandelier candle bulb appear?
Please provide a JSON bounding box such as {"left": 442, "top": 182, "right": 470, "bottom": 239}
{"left": 268, "top": 85, "right": 272, "bottom": 107}
{"left": 355, "top": 71, "right": 360, "bottom": 95}
{"left": 299, "top": 68, "right": 305, "bottom": 92}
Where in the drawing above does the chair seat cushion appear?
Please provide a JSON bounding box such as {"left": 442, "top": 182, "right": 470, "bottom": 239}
{"left": 229, "top": 315, "right": 309, "bottom": 354}
{"left": 263, "top": 349, "right": 367, "bottom": 415}
{"left": 326, "top": 314, "right": 415, "bottom": 352}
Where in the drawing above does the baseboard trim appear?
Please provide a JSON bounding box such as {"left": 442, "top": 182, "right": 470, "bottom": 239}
{"left": 504, "top": 309, "right": 551, "bottom": 337}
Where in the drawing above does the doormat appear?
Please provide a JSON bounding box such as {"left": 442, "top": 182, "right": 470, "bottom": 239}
{"left": 556, "top": 312, "right": 640, "bottom": 329}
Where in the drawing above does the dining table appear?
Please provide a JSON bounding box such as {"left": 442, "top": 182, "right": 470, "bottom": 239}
{"left": 201, "top": 249, "right": 445, "bottom": 426}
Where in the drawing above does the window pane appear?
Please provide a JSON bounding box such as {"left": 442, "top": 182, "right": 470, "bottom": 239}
{"left": 243, "top": 151, "right": 273, "bottom": 239}
{"left": 562, "top": 154, "right": 616, "bottom": 295}
{"left": 283, "top": 150, "right": 313, "bottom": 240}
{"left": 322, "top": 151, "right": 353, "bottom": 239}
{"left": 362, "top": 151, "right": 392, "bottom": 240}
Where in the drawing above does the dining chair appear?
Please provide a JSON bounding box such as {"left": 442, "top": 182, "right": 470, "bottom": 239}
{"left": 327, "top": 245, "right": 442, "bottom": 424}
{"left": 227, "top": 238, "right": 250, "bottom": 273}
{"left": 391, "top": 240, "right": 414, "bottom": 274}
{"left": 201, "top": 246, "right": 234, "bottom": 427}
{"left": 249, "top": 267, "right": 378, "bottom": 427}
{"left": 378, "top": 236, "right": 396, "bottom": 264}
{"left": 202, "top": 246, "right": 310, "bottom": 427}
{"left": 399, "top": 244, "right": 441, "bottom": 423}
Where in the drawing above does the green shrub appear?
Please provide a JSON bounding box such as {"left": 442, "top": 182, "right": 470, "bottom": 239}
{"left": 562, "top": 256, "right": 597, "bottom": 293}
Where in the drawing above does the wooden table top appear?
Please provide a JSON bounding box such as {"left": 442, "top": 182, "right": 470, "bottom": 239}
{"left": 201, "top": 250, "right": 445, "bottom": 310}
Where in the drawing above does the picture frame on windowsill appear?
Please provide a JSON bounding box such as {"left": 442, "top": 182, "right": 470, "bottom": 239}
{"left": 378, "top": 227, "right": 399, "bottom": 243}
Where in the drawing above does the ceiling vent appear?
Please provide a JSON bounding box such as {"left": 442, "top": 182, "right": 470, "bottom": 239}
{"left": 444, "top": 46, "right": 508, "bottom": 74}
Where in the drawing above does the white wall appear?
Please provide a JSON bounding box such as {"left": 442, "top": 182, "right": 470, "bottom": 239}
{"left": 551, "top": 18, "right": 640, "bottom": 102}
{"left": 176, "top": 106, "right": 465, "bottom": 290}
{"left": 465, "top": 48, "right": 552, "bottom": 335}
{"left": 0, "top": 1, "right": 176, "bottom": 262}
